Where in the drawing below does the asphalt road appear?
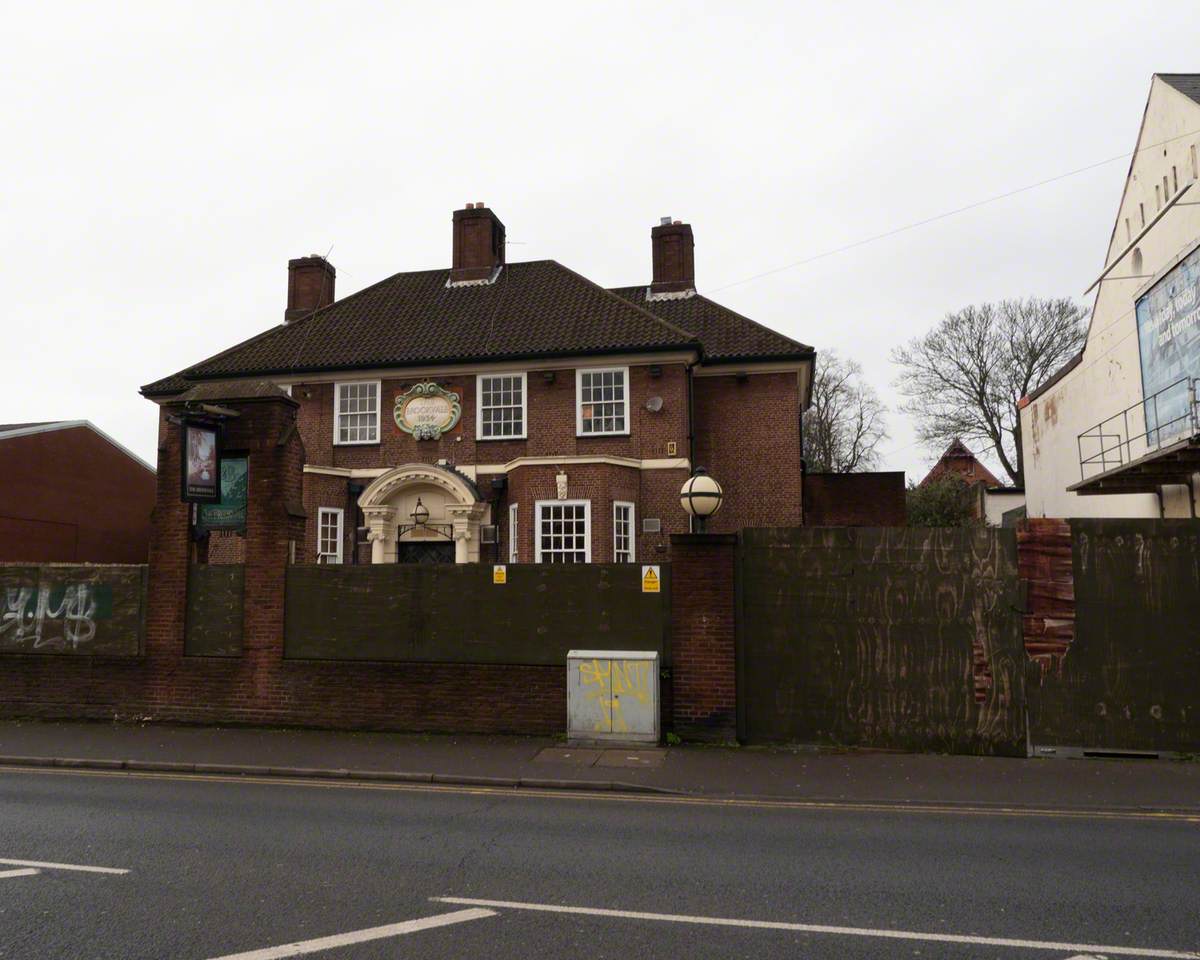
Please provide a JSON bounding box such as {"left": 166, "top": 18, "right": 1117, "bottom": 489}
{"left": 0, "top": 767, "right": 1197, "bottom": 959}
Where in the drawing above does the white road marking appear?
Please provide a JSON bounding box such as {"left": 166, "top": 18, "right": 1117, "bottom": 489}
{"left": 432, "top": 897, "right": 1200, "bottom": 959}
{"left": 204, "top": 907, "right": 496, "bottom": 960}
{"left": 0, "top": 857, "right": 128, "bottom": 875}
{"left": 0, "top": 868, "right": 40, "bottom": 879}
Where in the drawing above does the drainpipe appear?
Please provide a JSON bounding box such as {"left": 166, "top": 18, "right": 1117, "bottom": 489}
{"left": 347, "top": 482, "right": 364, "bottom": 564}
{"left": 686, "top": 364, "right": 696, "bottom": 467}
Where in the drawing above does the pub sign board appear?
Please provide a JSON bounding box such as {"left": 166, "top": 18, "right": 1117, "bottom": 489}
{"left": 197, "top": 457, "right": 248, "bottom": 531}
{"left": 1136, "top": 241, "right": 1200, "bottom": 444}
{"left": 181, "top": 421, "right": 221, "bottom": 502}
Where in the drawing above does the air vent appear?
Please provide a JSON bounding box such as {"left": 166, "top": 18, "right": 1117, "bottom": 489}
{"left": 642, "top": 518, "right": 662, "bottom": 534}
{"left": 480, "top": 524, "right": 498, "bottom": 544}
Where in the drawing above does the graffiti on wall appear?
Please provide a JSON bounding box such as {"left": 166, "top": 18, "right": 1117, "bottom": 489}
{"left": 0, "top": 566, "right": 143, "bottom": 657}
{"left": 577, "top": 657, "right": 653, "bottom": 733}
{"left": 0, "top": 583, "right": 104, "bottom": 650}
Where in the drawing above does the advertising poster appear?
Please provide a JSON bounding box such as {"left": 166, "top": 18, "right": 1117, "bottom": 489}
{"left": 1135, "top": 243, "right": 1200, "bottom": 444}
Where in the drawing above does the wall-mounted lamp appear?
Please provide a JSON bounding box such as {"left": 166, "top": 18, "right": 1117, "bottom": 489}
{"left": 542, "top": 370, "right": 556, "bottom": 383}
{"left": 649, "top": 364, "right": 662, "bottom": 378}
{"left": 679, "top": 468, "right": 724, "bottom": 533}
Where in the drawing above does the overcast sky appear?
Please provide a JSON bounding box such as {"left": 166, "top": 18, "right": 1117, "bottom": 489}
{"left": 4, "top": 2, "right": 1198, "bottom": 480}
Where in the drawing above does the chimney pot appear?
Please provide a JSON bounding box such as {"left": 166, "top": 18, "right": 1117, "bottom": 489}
{"left": 660, "top": 216, "right": 672, "bottom": 226}
{"left": 285, "top": 255, "right": 336, "bottom": 323}
{"left": 650, "top": 219, "right": 695, "bottom": 294}
{"left": 451, "top": 204, "right": 506, "bottom": 282}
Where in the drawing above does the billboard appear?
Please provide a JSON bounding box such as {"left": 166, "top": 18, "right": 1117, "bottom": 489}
{"left": 1135, "top": 241, "right": 1200, "bottom": 444}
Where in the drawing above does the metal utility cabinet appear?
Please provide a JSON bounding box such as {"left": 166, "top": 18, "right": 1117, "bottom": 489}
{"left": 566, "top": 649, "right": 660, "bottom": 744}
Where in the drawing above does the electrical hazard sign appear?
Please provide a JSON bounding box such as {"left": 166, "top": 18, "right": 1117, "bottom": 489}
{"left": 493, "top": 565, "right": 507, "bottom": 584}
{"left": 641, "top": 565, "right": 661, "bottom": 593}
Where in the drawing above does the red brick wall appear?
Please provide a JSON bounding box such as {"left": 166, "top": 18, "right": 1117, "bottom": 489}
{"left": 669, "top": 533, "right": 737, "bottom": 740}
{"left": 803, "top": 472, "right": 907, "bottom": 526}
{"left": 0, "top": 426, "right": 155, "bottom": 563}
{"left": 297, "top": 365, "right": 804, "bottom": 558}
{"left": 292, "top": 361, "right": 689, "bottom": 471}
{"left": 692, "top": 373, "right": 803, "bottom": 533}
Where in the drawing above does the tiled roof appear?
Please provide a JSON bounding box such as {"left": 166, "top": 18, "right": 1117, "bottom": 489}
{"left": 175, "top": 381, "right": 295, "bottom": 403}
{"left": 608, "top": 286, "right": 813, "bottom": 363}
{"left": 143, "top": 260, "right": 701, "bottom": 396}
{"left": 1159, "top": 74, "right": 1200, "bottom": 105}
{"left": 143, "top": 260, "right": 814, "bottom": 398}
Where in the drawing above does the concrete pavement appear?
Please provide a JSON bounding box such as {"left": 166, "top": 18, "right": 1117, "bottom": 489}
{"left": 1, "top": 719, "right": 1197, "bottom": 811}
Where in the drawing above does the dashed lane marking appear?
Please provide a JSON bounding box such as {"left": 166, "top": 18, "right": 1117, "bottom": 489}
{"left": 203, "top": 907, "right": 496, "bottom": 960}
{"left": 3, "top": 765, "right": 1199, "bottom": 824}
{"left": 0, "top": 857, "right": 129, "bottom": 875}
{"left": 431, "top": 897, "right": 1200, "bottom": 959}
{"left": 0, "top": 868, "right": 40, "bottom": 879}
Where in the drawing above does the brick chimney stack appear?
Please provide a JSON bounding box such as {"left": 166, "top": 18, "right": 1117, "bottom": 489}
{"left": 285, "top": 255, "right": 336, "bottom": 323}
{"left": 451, "top": 203, "right": 505, "bottom": 283}
{"left": 650, "top": 218, "right": 695, "bottom": 295}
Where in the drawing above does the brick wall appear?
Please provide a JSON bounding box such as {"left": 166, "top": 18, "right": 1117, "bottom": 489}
{"left": 692, "top": 373, "right": 803, "bottom": 533}
{"left": 293, "top": 361, "right": 689, "bottom": 470}
{"left": 803, "top": 472, "right": 907, "bottom": 526}
{"left": 668, "top": 533, "right": 737, "bottom": 740}
{"left": 0, "top": 426, "right": 155, "bottom": 563}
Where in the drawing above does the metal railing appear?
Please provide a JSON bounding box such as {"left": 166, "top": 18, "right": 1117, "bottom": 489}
{"left": 1077, "top": 377, "right": 1199, "bottom": 481}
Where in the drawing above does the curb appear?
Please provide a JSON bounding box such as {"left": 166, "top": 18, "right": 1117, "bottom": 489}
{"left": 0, "top": 755, "right": 681, "bottom": 796}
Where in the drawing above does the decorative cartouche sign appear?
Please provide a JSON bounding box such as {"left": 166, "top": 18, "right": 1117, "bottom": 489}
{"left": 394, "top": 382, "right": 462, "bottom": 440}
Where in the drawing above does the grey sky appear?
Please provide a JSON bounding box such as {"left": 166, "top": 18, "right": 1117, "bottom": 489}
{"left": 4, "top": 2, "right": 1198, "bottom": 481}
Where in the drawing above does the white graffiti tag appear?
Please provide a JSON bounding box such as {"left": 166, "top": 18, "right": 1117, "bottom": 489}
{"left": 0, "top": 584, "right": 98, "bottom": 650}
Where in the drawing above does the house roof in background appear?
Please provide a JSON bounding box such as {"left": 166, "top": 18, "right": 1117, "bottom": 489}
{"left": 0, "top": 420, "right": 155, "bottom": 473}
{"left": 143, "top": 260, "right": 704, "bottom": 396}
{"left": 918, "top": 438, "right": 1002, "bottom": 488}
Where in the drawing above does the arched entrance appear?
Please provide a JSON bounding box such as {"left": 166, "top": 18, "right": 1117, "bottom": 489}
{"left": 357, "top": 463, "right": 491, "bottom": 564}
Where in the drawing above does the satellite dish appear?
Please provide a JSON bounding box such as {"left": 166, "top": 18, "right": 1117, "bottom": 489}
{"left": 645, "top": 396, "right": 664, "bottom": 413}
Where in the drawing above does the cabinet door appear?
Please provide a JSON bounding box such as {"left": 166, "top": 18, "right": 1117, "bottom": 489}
{"left": 610, "top": 657, "right": 655, "bottom": 736}
{"left": 569, "top": 657, "right": 613, "bottom": 734}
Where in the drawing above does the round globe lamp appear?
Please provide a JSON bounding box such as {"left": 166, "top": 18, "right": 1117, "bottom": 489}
{"left": 680, "top": 469, "right": 724, "bottom": 533}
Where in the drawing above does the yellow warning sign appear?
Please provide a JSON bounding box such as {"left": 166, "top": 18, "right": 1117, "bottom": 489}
{"left": 493, "top": 565, "right": 507, "bottom": 584}
{"left": 641, "top": 564, "right": 660, "bottom": 593}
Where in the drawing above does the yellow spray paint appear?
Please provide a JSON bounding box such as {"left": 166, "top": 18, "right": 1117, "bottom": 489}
{"left": 578, "top": 657, "right": 651, "bottom": 733}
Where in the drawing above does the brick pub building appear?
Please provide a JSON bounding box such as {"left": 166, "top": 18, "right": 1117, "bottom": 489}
{"left": 142, "top": 206, "right": 814, "bottom": 564}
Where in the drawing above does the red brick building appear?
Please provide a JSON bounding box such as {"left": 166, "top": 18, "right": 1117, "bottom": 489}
{"left": 919, "top": 439, "right": 1002, "bottom": 488}
{"left": 142, "top": 207, "right": 814, "bottom": 563}
{"left": 0, "top": 421, "right": 156, "bottom": 562}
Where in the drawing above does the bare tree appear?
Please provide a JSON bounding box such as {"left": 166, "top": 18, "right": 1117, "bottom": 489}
{"left": 891, "top": 298, "right": 1087, "bottom": 486}
{"left": 803, "top": 351, "right": 889, "bottom": 473}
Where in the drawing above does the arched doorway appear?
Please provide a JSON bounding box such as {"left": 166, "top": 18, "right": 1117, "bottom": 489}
{"left": 357, "top": 463, "right": 491, "bottom": 564}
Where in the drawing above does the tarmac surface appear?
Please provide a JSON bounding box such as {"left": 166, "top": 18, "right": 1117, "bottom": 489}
{"left": 1, "top": 759, "right": 1198, "bottom": 959}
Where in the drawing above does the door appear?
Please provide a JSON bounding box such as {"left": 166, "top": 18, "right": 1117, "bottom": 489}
{"left": 396, "top": 542, "right": 455, "bottom": 564}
